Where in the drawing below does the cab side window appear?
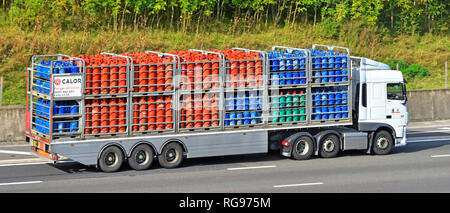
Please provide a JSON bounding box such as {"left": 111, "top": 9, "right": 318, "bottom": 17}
{"left": 387, "top": 83, "right": 405, "bottom": 100}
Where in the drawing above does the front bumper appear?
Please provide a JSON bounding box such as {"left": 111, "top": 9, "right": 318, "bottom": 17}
{"left": 395, "top": 136, "right": 407, "bottom": 147}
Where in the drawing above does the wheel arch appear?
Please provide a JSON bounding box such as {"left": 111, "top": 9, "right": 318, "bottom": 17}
{"left": 283, "top": 131, "right": 316, "bottom": 157}
{"left": 159, "top": 139, "right": 188, "bottom": 156}
{"left": 375, "top": 126, "right": 396, "bottom": 140}
{"left": 313, "top": 130, "right": 342, "bottom": 155}
{"left": 97, "top": 142, "right": 127, "bottom": 163}
{"left": 359, "top": 122, "right": 396, "bottom": 139}
{"left": 128, "top": 141, "right": 158, "bottom": 158}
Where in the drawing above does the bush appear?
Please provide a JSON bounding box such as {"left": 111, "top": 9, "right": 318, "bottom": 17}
{"left": 386, "top": 59, "right": 430, "bottom": 79}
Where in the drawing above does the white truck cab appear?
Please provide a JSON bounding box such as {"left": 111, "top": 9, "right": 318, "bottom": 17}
{"left": 352, "top": 57, "right": 408, "bottom": 149}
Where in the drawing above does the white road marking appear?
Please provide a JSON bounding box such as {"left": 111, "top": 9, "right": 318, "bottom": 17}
{"left": 407, "top": 130, "right": 450, "bottom": 135}
{"left": 0, "top": 181, "right": 43, "bottom": 186}
{"left": 407, "top": 138, "right": 450, "bottom": 143}
{"left": 439, "top": 127, "right": 450, "bottom": 130}
{"left": 0, "top": 162, "right": 48, "bottom": 167}
{"left": 431, "top": 154, "right": 450, "bottom": 158}
{"left": 273, "top": 182, "right": 324, "bottom": 188}
{"left": 227, "top": 165, "right": 277, "bottom": 171}
{"left": 0, "top": 150, "right": 32, "bottom": 156}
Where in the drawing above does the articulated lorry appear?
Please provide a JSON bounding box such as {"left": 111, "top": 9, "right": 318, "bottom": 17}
{"left": 25, "top": 44, "right": 408, "bottom": 172}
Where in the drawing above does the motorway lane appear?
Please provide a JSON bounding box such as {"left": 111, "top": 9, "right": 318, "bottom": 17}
{"left": 0, "top": 125, "right": 449, "bottom": 192}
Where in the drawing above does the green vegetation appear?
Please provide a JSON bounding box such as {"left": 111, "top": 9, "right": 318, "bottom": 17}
{"left": 0, "top": 0, "right": 449, "bottom": 105}
{"left": 385, "top": 59, "right": 430, "bottom": 79}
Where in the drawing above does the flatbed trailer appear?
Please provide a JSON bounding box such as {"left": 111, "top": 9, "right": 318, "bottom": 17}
{"left": 25, "top": 45, "right": 408, "bottom": 172}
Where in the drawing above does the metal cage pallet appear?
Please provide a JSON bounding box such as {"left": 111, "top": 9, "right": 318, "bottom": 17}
{"left": 28, "top": 54, "right": 85, "bottom": 140}
{"left": 25, "top": 44, "right": 357, "bottom": 142}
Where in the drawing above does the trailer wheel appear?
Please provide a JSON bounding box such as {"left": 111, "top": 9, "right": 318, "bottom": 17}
{"left": 319, "top": 134, "right": 340, "bottom": 158}
{"left": 128, "top": 144, "right": 154, "bottom": 171}
{"left": 291, "top": 136, "right": 314, "bottom": 160}
{"left": 159, "top": 142, "right": 184, "bottom": 169}
{"left": 98, "top": 146, "right": 124, "bottom": 173}
{"left": 372, "top": 130, "right": 393, "bottom": 155}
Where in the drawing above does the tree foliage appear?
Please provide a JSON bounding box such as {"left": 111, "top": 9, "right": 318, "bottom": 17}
{"left": 1, "top": 0, "right": 448, "bottom": 34}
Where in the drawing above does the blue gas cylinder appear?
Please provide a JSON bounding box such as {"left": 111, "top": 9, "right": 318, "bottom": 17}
{"left": 300, "top": 58, "right": 306, "bottom": 69}
{"left": 286, "top": 53, "right": 293, "bottom": 70}
{"left": 271, "top": 73, "right": 280, "bottom": 85}
{"left": 342, "top": 105, "right": 348, "bottom": 112}
{"left": 321, "top": 94, "right": 328, "bottom": 105}
{"left": 236, "top": 113, "right": 243, "bottom": 125}
{"left": 335, "top": 93, "right": 342, "bottom": 105}
{"left": 279, "top": 72, "right": 286, "bottom": 85}
{"left": 244, "top": 93, "right": 250, "bottom": 110}
{"left": 342, "top": 69, "right": 348, "bottom": 81}
{"left": 236, "top": 93, "right": 245, "bottom": 110}
{"left": 314, "top": 114, "right": 321, "bottom": 120}
{"left": 225, "top": 113, "right": 230, "bottom": 126}
{"left": 229, "top": 113, "right": 236, "bottom": 125}
{"left": 226, "top": 93, "right": 235, "bottom": 110}
{"left": 314, "top": 94, "right": 321, "bottom": 106}
{"left": 249, "top": 92, "right": 257, "bottom": 110}
{"left": 342, "top": 93, "right": 348, "bottom": 104}
{"left": 292, "top": 72, "right": 300, "bottom": 84}
{"left": 57, "top": 122, "right": 64, "bottom": 133}
{"left": 70, "top": 121, "right": 78, "bottom": 132}
{"left": 293, "top": 52, "right": 299, "bottom": 70}
{"left": 70, "top": 101, "right": 79, "bottom": 114}
{"left": 328, "top": 94, "right": 335, "bottom": 105}
{"left": 272, "top": 53, "right": 279, "bottom": 71}
{"left": 279, "top": 53, "right": 286, "bottom": 71}
{"left": 71, "top": 62, "right": 79, "bottom": 73}
{"left": 285, "top": 72, "right": 293, "bottom": 85}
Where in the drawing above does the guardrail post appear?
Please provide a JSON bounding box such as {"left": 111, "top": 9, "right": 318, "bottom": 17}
{"left": 0, "top": 76, "right": 3, "bottom": 107}
{"left": 445, "top": 61, "right": 448, "bottom": 89}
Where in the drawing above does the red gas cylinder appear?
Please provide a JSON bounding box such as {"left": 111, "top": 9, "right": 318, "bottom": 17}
{"left": 139, "top": 97, "right": 148, "bottom": 131}
{"left": 91, "top": 99, "right": 100, "bottom": 133}
{"left": 110, "top": 58, "right": 119, "bottom": 94}
{"left": 109, "top": 98, "right": 118, "bottom": 133}
{"left": 147, "top": 96, "right": 156, "bottom": 131}
{"left": 100, "top": 99, "right": 109, "bottom": 133}
{"left": 118, "top": 98, "right": 126, "bottom": 132}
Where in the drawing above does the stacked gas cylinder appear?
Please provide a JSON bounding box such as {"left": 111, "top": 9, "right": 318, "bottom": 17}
{"left": 32, "top": 57, "right": 82, "bottom": 136}
{"left": 73, "top": 54, "right": 129, "bottom": 136}
{"left": 126, "top": 52, "right": 176, "bottom": 134}
{"left": 29, "top": 45, "right": 352, "bottom": 139}
{"left": 169, "top": 50, "right": 221, "bottom": 130}
{"left": 310, "top": 47, "right": 350, "bottom": 122}
{"left": 268, "top": 47, "right": 308, "bottom": 125}
{"left": 215, "top": 49, "right": 264, "bottom": 128}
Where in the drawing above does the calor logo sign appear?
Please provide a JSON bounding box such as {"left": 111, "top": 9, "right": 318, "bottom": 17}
{"left": 54, "top": 78, "right": 62, "bottom": 86}
{"left": 53, "top": 76, "right": 82, "bottom": 97}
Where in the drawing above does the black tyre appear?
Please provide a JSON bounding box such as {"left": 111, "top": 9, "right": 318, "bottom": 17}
{"left": 98, "top": 146, "right": 124, "bottom": 173}
{"left": 319, "top": 134, "right": 340, "bottom": 158}
{"left": 159, "top": 142, "right": 184, "bottom": 169}
{"left": 128, "top": 144, "right": 155, "bottom": 171}
{"left": 291, "top": 136, "right": 314, "bottom": 160}
{"left": 372, "top": 130, "right": 394, "bottom": 155}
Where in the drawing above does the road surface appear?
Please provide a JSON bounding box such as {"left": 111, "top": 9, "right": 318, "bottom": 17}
{"left": 0, "top": 124, "right": 449, "bottom": 193}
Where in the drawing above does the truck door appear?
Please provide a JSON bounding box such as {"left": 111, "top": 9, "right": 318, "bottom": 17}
{"left": 386, "top": 83, "right": 408, "bottom": 137}
{"left": 367, "top": 82, "right": 386, "bottom": 120}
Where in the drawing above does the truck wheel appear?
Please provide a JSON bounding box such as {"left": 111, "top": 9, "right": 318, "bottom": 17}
{"left": 98, "top": 146, "right": 124, "bottom": 173}
{"left": 291, "top": 136, "right": 314, "bottom": 160}
{"left": 159, "top": 142, "right": 184, "bottom": 169}
{"left": 372, "top": 130, "right": 393, "bottom": 155}
{"left": 319, "top": 134, "right": 340, "bottom": 158}
{"left": 128, "top": 144, "right": 154, "bottom": 171}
